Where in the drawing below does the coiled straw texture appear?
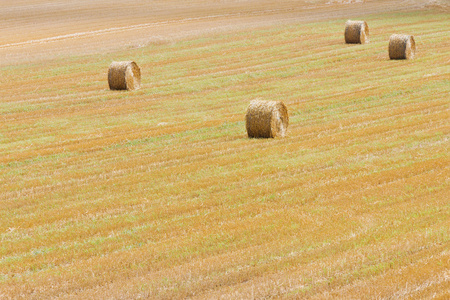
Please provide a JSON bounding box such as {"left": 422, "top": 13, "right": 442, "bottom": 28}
{"left": 108, "top": 61, "right": 141, "bottom": 90}
{"left": 246, "top": 100, "right": 289, "bottom": 138}
{"left": 389, "top": 34, "right": 415, "bottom": 60}
{"left": 345, "top": 20, "right": 369, "bottom": 44}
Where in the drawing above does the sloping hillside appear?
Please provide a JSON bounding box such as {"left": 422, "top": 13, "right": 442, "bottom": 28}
{"left": 0, "top": 4, "right": 449, "bottom": 299}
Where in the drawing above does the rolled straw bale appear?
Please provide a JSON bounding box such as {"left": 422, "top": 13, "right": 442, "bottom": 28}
{"left": 389, "top": 34, "right": 415, "bottom": 60}
{"left": 108, "top": 61, "right": 141, "bottom": 90}
{"left": 344, "top": 20, "right": 369, "bottom": 44}
{"left": 245, "top": 100, "right": 289, "bottom": 138}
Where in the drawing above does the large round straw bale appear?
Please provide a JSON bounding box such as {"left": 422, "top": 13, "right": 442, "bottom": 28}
{"left": 344, "top": 20, "right": 369, "bottom": 44}
{"left": 389, "top": 34, "right": 415, "bottom": 60}
{"left": 108, "top": 61, "right": 141, "bottom": 90}
{"left": 245, "top": 100, "right": 289, "bottom": 138}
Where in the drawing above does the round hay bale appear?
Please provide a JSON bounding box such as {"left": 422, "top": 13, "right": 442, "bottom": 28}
{"left": 389, "top": 34, "right": 415, "bottom": 60}
{"left": 108, "top": 61, "right": 141, "bottom": 90}
{"left": 344, "top": 20, "right": 369, "bottom": 44}
{"left": 245, "top": 100, "right": 289, "bottom": 138}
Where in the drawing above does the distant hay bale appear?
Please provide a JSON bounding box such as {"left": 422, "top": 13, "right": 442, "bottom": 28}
{"left": 344, "top": 20, "right": 369, "bottom": 44}
{"left": 389, "top": 34, "right": 416, "bottom": 60}
{"left": 108, "top": 61, "right": 141, "bottom": 90}
{"left": 245, "top": 100, "right": 289, "bottom": 138}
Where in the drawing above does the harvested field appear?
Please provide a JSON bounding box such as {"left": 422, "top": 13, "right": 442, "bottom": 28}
{"left": 0, "top": 1, "right": 449, "bottom": 299}
{"left": 0, "top": 0, "right": 445, "bottom": 66}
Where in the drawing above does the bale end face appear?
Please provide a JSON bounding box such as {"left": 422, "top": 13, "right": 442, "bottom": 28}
{"left": 345, "top": 20, "right": 369, "bottom": 44}
{"left": 246, "top": 100, "right": 289, "bottom": 138}
{"left": 389, "top": 34, "right": 415, "bottom": 60}
{"left": 108, "top": 61, "right": 141, "bottom": 90}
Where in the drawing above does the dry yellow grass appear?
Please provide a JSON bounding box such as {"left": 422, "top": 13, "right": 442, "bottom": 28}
{"left": 0, "top": 0, "right": 435, "bottom": 65}
{"left": 0, "top": 5, "right": 449, "bottom": 300}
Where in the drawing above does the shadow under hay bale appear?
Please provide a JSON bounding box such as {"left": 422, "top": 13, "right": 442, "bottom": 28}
{"left": 108, "top": 61, "right": 141, "bottom": 90}
{"left": 345, "top": 20, "right": 369, "bottom": 44}
{"left": 389, "top": 34, "right": 416, "bottom": 60}
{"left": 246, "top": 100, "right": 289, "bottom": 138}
